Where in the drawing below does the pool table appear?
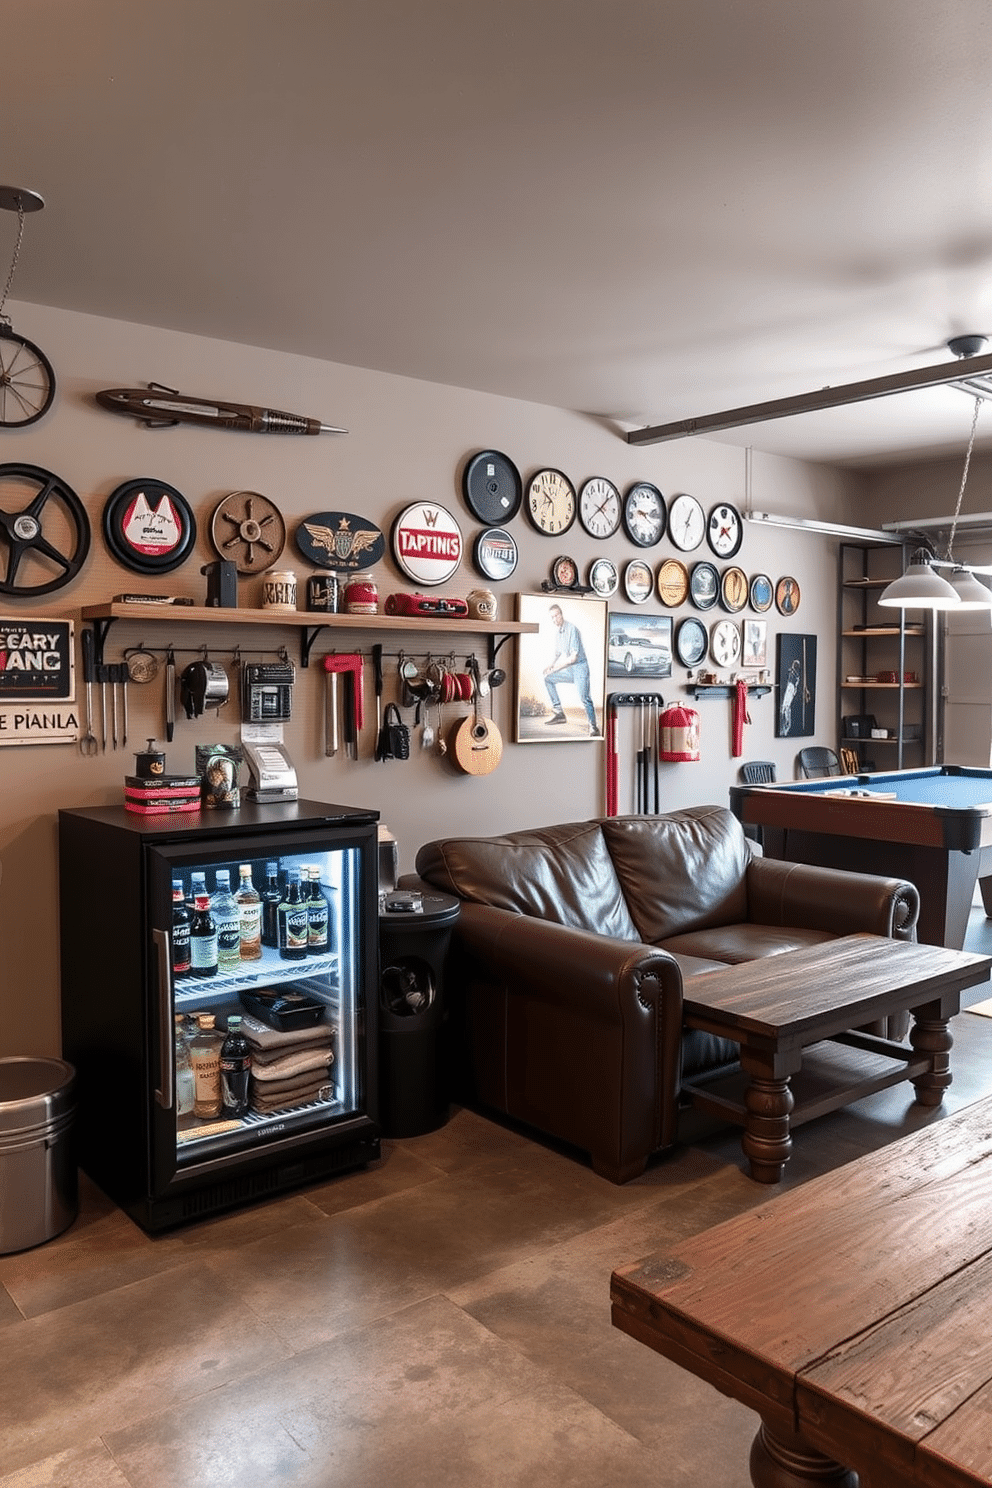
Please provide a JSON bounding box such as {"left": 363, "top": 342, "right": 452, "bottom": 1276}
{"left": 729, "top": 765, "right": 992, "bottom": 951}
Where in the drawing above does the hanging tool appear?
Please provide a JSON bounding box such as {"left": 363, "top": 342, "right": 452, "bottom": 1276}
{"left": 322, "top": 655, "right": 339, "bottom": 757}
{"left": 606, "top": 695, "right": 619, "bottom": 816}
{"left": 372, "top": 644, "right": 386, "bottom": 760}
{"left": 117, "top": 662, "right": 129, "bottom": 747}
{"left": 95, "top": 660, "right": 109, "bottom": 752}
{"left": 606, "top": 693, "right": 667, "bottom": 816}
{"left": 79, "top": 629, "right": 98, "bottom": 756}
{"left": 322, "top": 654, "right": 364, "bottom": 759}
{"left": 165, "top": 648, "right": 176, "bottom": 743}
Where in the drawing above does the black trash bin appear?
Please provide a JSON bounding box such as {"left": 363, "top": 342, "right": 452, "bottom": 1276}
{"left": 378, "top": 887, "right": 460, "bottom": 1137}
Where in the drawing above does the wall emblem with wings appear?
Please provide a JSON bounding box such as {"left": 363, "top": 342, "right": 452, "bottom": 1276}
{"left": 295, "top": 511, "right": 385, "bottom": 571}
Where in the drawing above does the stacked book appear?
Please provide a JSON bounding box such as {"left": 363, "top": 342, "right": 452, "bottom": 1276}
{"left": 124, "top": 774, "right": 202, "bottom": 815}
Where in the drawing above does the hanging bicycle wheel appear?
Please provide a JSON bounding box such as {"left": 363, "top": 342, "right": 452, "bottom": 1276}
{"left": 0, "top": 463, "right": 90, "bottom": 595}
{"left": 0, "top": 326, "right": 55, "bottom": 427}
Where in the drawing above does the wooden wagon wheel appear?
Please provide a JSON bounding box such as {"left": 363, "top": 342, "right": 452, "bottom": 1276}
{"left": 209, "top": 490, "right": 286, "bottom": 574}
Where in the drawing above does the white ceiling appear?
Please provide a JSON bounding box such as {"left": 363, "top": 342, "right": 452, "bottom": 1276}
{"left": 5, "top": 0, "right": 992, "bottom": 468}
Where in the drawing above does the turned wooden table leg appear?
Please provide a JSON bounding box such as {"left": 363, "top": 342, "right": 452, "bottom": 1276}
{"left": 741, "top": 1075, "right": 794, "bottom": 1182}
{"left": 910, "top": 1013, "right": 954, "bottom": 1106}
{"left": 750, "top": 1420, "right": 858, "bottom": 1487}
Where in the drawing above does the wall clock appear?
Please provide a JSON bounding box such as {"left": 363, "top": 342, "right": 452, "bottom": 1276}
{"left": 706, "top": 501, "right": 743, "bottom": 558}
{"left": 720, "top": 565, "right": 749, "bottom": 613}
{"left": 689, "top": 560, "right": 719, "bottom": 610}
{"left": 668, "top": 492, "right": 705, "bottom": 552}
{"left": 710, "top": 619, "right": 742, "bottom": 668}
{"left": 526, "top": 468, "right": 576, "bottom": 536}
{"left": 103, "top": 477, "right": 196, "bottom": 576}
{"left": 578, "top": 476, "right": 622, "bottom": 539}
{"left": 776, "top": 575, "right": 801, "bottom": 615}
{"left": 391, "top": 501, "right": 463, "bottom": 585}
{"left": 461, "top": 449, "right": 522, "bottom": 526}
{"left": 675, "top": 616, "right": 708, "bottom": 668}
{"left": 622, "top": 482, "right": 666, "bottom": 548}
{"left": 749, "top": 572, "right": 774, "bottom": 613}
{"left": 623, "top": 558, "right": 654, "bottom": 604}
{"left": 588, "top": 556, "right": 619, "bottom": 597}
{"left": 657, "top": 557, "right": 689, "bottom": 607}
{"left": 473, "top": 527, "right": 518, "bottom": 581}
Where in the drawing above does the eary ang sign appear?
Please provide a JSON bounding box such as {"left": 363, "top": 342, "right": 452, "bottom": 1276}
{"left": 0, "top": 618, "right": 78, "bottom": 745}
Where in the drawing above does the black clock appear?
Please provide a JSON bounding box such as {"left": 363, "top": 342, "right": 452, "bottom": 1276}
{"left": 525, "top": 468, "right": 576, "bottom": 536}
{"left": 462, "top": 449, "right": 522, "bottom": 526}
{"left": 706, "top": 501, "right": 743, "bottom": 558}
{"left": 622, "top": 482, "right": 666, "bottom": 547}
{"left": 676, "top": 616, "right": 708, "bottom": 668}
{"left": 578, "top": 476, "right": 622, "bottom": 539}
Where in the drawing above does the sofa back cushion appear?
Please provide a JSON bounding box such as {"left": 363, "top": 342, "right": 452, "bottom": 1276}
{"left": 600, "top": 805, "right": 750, "bottom": 944}
{"left": 415, "top": 819, "right": 639, "bottom": 940}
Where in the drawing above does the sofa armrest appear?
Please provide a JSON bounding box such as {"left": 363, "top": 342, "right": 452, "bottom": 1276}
{"left": 450, "top": 902, "right": 685, "bottom": 1181}
{"left": 746, "top": 856, "right": 920, "bottom": 941}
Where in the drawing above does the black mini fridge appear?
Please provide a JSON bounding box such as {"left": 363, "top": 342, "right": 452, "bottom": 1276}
{"left": 58, "top": 799, "right": 380, "bottom": 1232}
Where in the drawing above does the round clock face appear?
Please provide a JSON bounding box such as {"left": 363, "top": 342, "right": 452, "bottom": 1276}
{"left": 578, "top": 476, "right": 622, "bottom": 540}
{"left": 776, "top": 575, "right": 801, "bottom": 615}
{"left": 689, "top": 560, "right": 719, "bottom": 610}
{"left": 710, "top": 619, "right": 742, "bottom": 668}
{"left": 588, "top": 557, "right": 619, "bottom": 598}
{"left": 676, "top": 616, "right": 708, "bottom": 668}
{"left": 657, "top": 557, "right": 689, "bottom": 607}
{"left": 462, "top": 449, "right": 522, "bottom": 526}
{"left": 473, "top": 527, "right": 519, "bottom": 581}
{"left": 706, "top": 501, "right": 743, "bottom": 558}
{"left": 668, "top": 492, "right": 706, "bottom": 552}
{"left": 749, "top": 572, "right": 774, "bottom": 613}
{"left": 720, "top": 565, "right": 749, "bottom": 613}
{"left": 622, "top": 482, "right": 666, "bottom": 548}
{"left": 624, "top": 558, "right": 654, "bottom": 604}
{"left": 526, "top": 468, "right": 576, "bottom": 536}
{"left": 552, "top": 554, "right": 578, "bottom": 589}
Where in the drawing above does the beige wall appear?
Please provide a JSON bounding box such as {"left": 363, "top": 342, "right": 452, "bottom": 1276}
{"left": 1, "top": 300, "right": 859, "bottom": 1056}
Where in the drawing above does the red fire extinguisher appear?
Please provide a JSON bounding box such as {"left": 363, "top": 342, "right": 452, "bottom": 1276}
{"left": 659, "top": 704, "right": 700, "bottom": 762}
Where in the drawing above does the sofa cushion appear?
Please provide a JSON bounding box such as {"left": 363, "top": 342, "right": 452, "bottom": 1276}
{"left": 414, "top": 819, "right": 639, "bottom": 940}
{"left": 600, "top": 806, "right": 750, "bottom": 944}
{"left": 660, "top": 924, "right": 835, "bottom": 964}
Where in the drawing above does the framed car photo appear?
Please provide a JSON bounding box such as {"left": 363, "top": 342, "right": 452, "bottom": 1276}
{"left": 608, "top": 613, "right": 673, "bottom": 678}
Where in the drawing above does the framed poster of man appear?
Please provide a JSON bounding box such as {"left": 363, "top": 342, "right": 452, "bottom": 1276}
{"left": 515, "top": 594, "right": 607, "bottom": 742}
{"left": 776, "top": 632, "right": 816, "bottom": 737}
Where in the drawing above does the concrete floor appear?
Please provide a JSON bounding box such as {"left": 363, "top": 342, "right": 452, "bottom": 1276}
{"left": 4, "top": 907, "right": 992, "bottom": 1488}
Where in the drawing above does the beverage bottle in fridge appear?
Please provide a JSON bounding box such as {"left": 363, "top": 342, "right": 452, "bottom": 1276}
{"left": 220, "top": 1015, "right": 252, "bottom": 1116}
{"left": 187, "top": 870, "right": 207, "bottom": 912}
{"left": 190, "top": 893, "right": 218, "bottom": 977}
{"left": 277, "top": 867, "right": 309, "bottom": 961}
{"left": 304, "top": 865, "right": 330, "bottom": 955}
{"left": 171, "top": 878, "right": 192, "bottom": 979}
{"left": 235, "top": 864, "right": 263, "bottom": 961}
{"left": 174, "top": 1015, "right": 196, "bottom": 1117}
{"left": 261, "top": 861, "right": 282, "bottom": 948}
{"left": 212, "top": 869, "right": 241, "bottom": 969}
{"left": 190, "top": 1013, "right": 223, "bottom": 1118}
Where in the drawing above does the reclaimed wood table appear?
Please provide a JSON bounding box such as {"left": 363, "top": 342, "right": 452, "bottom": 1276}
{"left": 681, "top": 934, "right": 992, "bottom": 1182}
{"left": 611, "top": 1094, "right": 992, "bottom": 1487}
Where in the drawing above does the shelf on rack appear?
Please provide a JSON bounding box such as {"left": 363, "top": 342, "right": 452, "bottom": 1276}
{"left": 842, "top": 627, "right": 924, "bottom": 637}
{"left": 687, "top": 685, "right": 772, "bottom": 699}
{"left": 841, "top": 681, "right": 923, "bottom": 690}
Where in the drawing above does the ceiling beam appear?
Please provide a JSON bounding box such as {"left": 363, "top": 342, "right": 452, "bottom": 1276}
{"left": 625, "top": 349, "right": 992, "bottom": 446}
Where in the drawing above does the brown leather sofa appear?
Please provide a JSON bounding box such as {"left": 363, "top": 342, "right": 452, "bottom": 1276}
{"left": 413, "top": 804, "right": 920, "bottom": 1183}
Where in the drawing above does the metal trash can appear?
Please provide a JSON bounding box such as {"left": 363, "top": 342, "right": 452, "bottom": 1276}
{"left": 0, "top": 1057, "right": 78, "bottom": 1254}
{"left": 378, "top": 888, "right": 460, "bottom": 1137}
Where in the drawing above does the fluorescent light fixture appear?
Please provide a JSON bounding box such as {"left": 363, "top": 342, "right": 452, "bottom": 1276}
{"left": 744, "top": 511, "right": 891, "bottom": 542}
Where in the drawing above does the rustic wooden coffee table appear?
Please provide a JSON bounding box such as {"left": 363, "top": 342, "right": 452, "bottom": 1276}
{"left": 611, "top": 1093, "right": 992, "bottom": 1487}
{"left": 681, "top": 934, "right": 992, "bottom": 1182}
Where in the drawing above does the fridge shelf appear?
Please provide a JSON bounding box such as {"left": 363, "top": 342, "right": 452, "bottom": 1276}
{"left": 176, "top": 1093, "right": 344, "bottom": 1153}
{"left": 174, "top": 948, "right": 340, "bottom": 1004}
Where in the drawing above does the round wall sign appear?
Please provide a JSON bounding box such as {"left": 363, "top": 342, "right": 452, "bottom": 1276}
{"left": 391, "top": 502, "right": 463, "bottom": 585}
{"left": 462, "top": 449, "right": 522, "bottom": 526}
{"left": 473, "top": 527, "right": 518, "bottom": 580}
{"left": 102, "top": 478, "right": 196, "bottom": 575}
{"left": 295, "top": 511, "right": 384, "bottom": 571}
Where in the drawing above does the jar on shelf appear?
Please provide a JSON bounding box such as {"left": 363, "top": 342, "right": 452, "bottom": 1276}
{"left": 343, "top": 574, "right": 379, "bottom": 614}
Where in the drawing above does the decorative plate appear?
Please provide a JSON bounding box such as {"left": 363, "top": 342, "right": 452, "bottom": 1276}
{"left": 657, "top": 557, "right": 689, "bottom": 607}
{"left": 720, "top": 565, "right": 749, "bottom": 613}
{"left": 749, "top": 572, "right": 774, "bottom": 612}
{"left": 102, "top": 477, "right": 196, "bottom": 576}
{"left": 688, "top": 560, "right": 720, "bottom": 610}
{"left": 295, "top": 510, "right": 385, "bottom": 571}
{"left": 675, "top": 616, "right": 708, "bottom": 668}
{"left": 211, "top": 490, "right": 286, "bottom": 573}
{"left": 473, "top": 527, "right": 518, "bottom": 580}
{"left": 588, "top": 556, "right": 619, "bottom": 598}
{"left": 776, "top": 575, "right": 801, "bottom": 615}
{"left": 623, "top": 558, "right": 654, "bottom": 604}
{"left": 391, "top": 502, "right": 463, "bottom": 585}
{"left": 461, "top": 449, "right": 522, "bottom": 526}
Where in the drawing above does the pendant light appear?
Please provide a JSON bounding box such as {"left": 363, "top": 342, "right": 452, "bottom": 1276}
{"left": 879, "top": 389, "right": 992, "bottom": 609}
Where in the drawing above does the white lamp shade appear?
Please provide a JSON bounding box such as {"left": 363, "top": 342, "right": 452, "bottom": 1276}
{"left": 948, "top": 567, "right": 992, "bottom": 608}
{"left": 878, "top": 551, "right": 961, "bottom": 609}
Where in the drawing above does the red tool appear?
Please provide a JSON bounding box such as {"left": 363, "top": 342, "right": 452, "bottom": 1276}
{"left": 322, "top": 654, "right": 364, "bottom": 759}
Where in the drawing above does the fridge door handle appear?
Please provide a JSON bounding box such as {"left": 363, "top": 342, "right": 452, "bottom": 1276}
{"left": 152, "top": 928, "right": 174, "bottom": 1110}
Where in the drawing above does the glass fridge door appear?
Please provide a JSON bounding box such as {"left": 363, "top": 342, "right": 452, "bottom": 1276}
{"left": 147, "top": 827, "right": 375, "bottom": 1181}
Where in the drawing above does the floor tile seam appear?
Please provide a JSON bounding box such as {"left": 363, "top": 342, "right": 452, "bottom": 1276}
{"left": 0, "top": 1253, "right": 213, "bottom": 1328}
